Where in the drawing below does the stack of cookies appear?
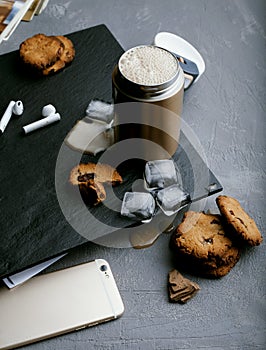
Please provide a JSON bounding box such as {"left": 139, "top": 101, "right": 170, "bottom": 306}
{"left": 171, "top": 195, "right": 263, "bottom": 278}
{"left": 19, "top": 33, "right": 75, "bottom": 75}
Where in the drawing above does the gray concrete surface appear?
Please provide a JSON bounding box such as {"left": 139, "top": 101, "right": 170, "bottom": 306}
{"left": 1, "top": 0, "right": 265, "bottom": 349}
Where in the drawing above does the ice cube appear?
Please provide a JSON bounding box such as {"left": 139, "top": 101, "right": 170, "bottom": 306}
{"left": 144, "top": 160, "right": 178, "bottom": 189}
{"left": 156, "top": 184, "right": 191, "bottom": 216}
{"left": 121, "top": 192, "right": 156, "bottom": 221}
{"left": 86, "top": 100, "right": 114, "bottom": 125}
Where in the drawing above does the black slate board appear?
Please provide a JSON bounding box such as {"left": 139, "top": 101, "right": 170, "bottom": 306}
{"left": 0, "top": 25, "right": 125, "bottom": 278}
{"left": 0, "top": 25, "right": 222, "bottom": 278}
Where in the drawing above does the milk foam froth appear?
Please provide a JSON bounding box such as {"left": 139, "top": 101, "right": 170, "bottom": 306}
{"left": 119, "top": 46, "right": 178, "bottom": 86}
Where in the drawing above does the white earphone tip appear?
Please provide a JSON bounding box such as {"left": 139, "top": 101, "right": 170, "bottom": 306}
{"left": 13, "top": 101, "right": 24, "bottom": 116}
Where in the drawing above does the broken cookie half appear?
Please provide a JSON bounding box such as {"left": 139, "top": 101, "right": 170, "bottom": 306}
{"left": 69, "top": 162, "right": 122, "bottom": 205}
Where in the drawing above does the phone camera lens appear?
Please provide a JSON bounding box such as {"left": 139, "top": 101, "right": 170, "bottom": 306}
{"left": 100, "top": 265, "right": 108, "bottom": 272}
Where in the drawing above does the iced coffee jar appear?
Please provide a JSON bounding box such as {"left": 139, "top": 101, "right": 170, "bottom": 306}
{"left": 112, "top": 45, "right": 184, "bottom": 159}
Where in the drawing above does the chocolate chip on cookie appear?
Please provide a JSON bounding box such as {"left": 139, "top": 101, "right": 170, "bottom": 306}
{"left": 216, "top": 195, "right": 263, "bottom": 246}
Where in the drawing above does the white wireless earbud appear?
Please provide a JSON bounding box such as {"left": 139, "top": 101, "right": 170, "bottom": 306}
{"left": 41, "top": 104, "right": 56, "bottom": 117}
{"left": 23, "top": 104, "right": 61, "bottom": 134}
{"left": 0, "top": 100, "right": 24, "bottom": 134}
{"left": 13, "top": 101, "right": 24, "bottom": 116}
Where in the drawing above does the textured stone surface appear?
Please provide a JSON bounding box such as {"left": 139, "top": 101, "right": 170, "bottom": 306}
{"left": 1, "top": 0, "right": 265, "bottom": 349}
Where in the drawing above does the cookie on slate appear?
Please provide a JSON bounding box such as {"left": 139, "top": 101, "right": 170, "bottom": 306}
{"left": 42, "top": 35, "right": 75, "bottom": 75}
{"left": 216, "top": 195, "right": 263, "bottom": 246}
{"left": 19, "top": 34, "right": 64, "bottom": 70}
{"left": 69, "top": 162, "right": 122, "bottom": 206}
{"left": 69, "top": 163, "right": 122, "bottom": 185}
{"left": 172, "top": 211, "right": 241, "bottom": 277}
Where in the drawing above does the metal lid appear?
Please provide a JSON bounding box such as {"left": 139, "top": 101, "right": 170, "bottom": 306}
{"left": 116, "top": 45, "right": 182, "bottom": 98}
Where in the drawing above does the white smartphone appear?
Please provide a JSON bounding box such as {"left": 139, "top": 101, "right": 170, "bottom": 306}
{"left": 0, "top": 259, "right": 124, "bottom": 350}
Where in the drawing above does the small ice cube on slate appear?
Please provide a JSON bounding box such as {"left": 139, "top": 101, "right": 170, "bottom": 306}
{"left": 156, "top": 184, "right": 191, "bottom": 215}
{"left": 145, "top": 160, "right": 178, "bottom": 189}
{"left": 86, "top": 100, "right": 114, "bottom": 124}
{"left": 121, "top": 192, "right": 156, "bottom": 221}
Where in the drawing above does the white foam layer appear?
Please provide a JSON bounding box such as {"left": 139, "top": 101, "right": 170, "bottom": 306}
{"left": 119, "top": 46, "right": 178, "bottom": 86}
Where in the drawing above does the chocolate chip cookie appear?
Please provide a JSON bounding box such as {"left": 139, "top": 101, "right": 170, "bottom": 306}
{"left": 69, "top": 162, "right": 122, "bottom": 206}
{"left": 216, "top": 195, "right": 263, "bottom": 246}
{"left": 19, "top": 34, "right": 64, "bottom": 70}
{"left": 172, "top": 211, "right": 241, "bottom": 277}
{"left": 19, "top": 33, "right": 75, "bottom": 76}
